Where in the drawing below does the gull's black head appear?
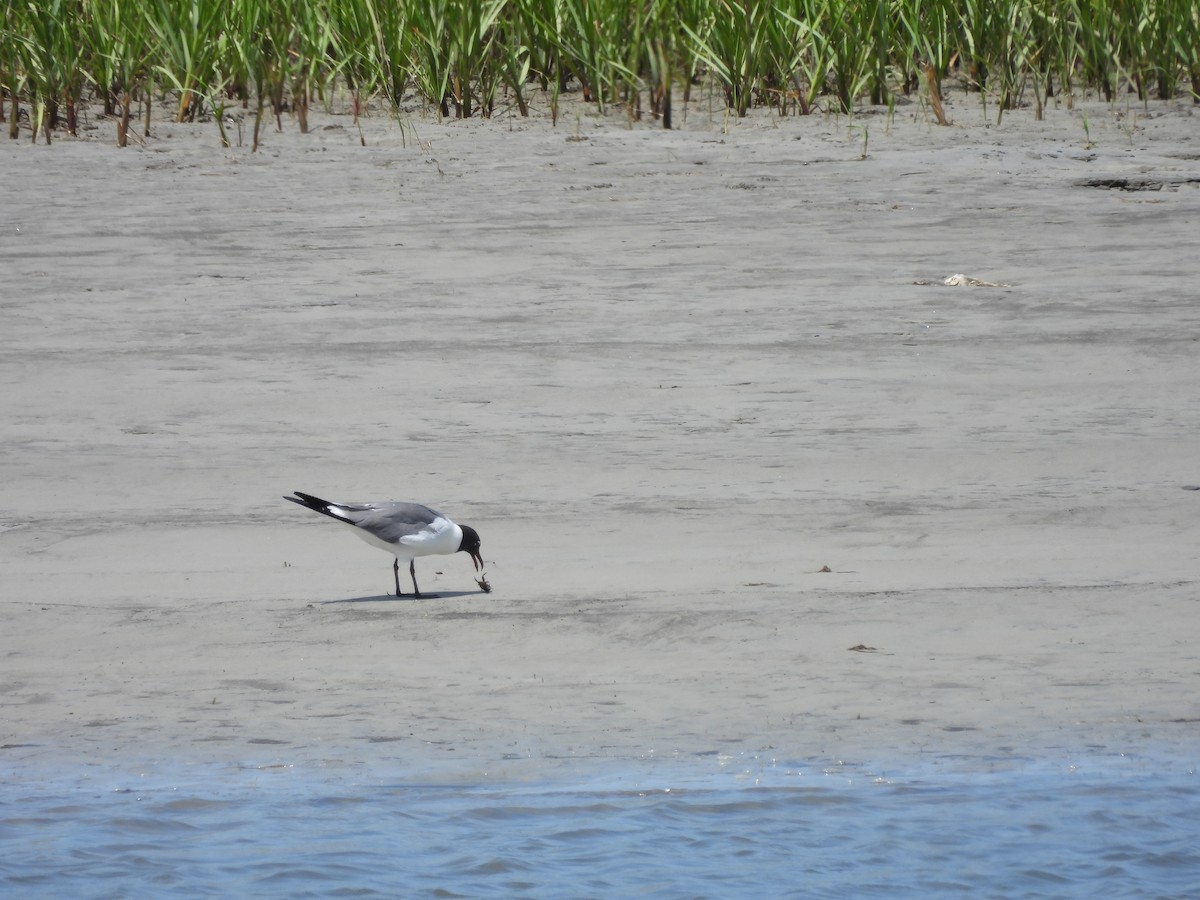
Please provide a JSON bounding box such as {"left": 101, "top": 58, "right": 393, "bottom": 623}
{"left": 459, "top": 524, "right": 483, "bottom": 571}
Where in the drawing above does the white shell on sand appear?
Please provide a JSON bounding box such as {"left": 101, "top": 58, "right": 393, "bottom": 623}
{"left": 942, "top": 273, "right": 1011, "bottom": 287}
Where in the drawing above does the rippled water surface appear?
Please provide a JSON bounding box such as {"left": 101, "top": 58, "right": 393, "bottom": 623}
{"left": 3, "top": 755, "right": 1198, "bottom": 898}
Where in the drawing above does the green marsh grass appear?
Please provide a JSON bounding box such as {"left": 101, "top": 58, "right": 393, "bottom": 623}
{"left": 2, "top": 0, "right": 1196, "bottom": 146}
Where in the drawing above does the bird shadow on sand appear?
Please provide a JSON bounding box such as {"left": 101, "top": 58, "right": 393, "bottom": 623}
{"left": 321, "top": 591, "right": 485, "bottom": 605}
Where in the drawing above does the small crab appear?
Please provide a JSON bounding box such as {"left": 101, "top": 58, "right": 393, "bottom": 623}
{"left": 476, "top": 573, "right": 492, "bottom": 593}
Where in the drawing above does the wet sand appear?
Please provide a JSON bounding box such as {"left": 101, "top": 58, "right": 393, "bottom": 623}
{"left": 3, "top": 90, "right": 1199, "bottom": 779}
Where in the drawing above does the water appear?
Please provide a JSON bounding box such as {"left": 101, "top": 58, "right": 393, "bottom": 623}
{"left": 3, "top": 753, "right": 1198, "bottom": 898}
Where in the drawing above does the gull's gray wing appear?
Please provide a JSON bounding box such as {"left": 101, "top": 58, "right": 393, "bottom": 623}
{"left": 343, "top": 502, "right": 444, "bottom": 544}
{"left": 285, "top": 493, "right": 449, "bottom": 547}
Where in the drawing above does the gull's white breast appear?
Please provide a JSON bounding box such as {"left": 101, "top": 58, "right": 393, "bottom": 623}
{"left": 354, "top": 516, "right": 463, "bottom": 560}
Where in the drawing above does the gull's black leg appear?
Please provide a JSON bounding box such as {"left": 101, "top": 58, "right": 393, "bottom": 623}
{"left": 393, "top": 558, "right": 404, "bottom": 597}
{"left": 410, "top": 560, "right": 438, "bottom": 599}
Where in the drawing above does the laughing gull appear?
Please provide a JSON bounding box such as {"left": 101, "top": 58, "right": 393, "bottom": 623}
{"left": 284, "top": 491, "right": 486, "bottom": 598}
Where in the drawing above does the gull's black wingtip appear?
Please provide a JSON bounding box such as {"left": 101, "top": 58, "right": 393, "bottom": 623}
{"left": 284, "top": 491, "right": 354, "bottom": 524}
{"left": 291, "top": 490, "right": 329, "bottom": 507}
{"left": 284, "top": 492, "right": 323, "bottom": 512}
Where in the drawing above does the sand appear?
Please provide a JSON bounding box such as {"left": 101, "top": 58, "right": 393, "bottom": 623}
{"left": 3, "top": 89, "right": 1199, "bottom": 781}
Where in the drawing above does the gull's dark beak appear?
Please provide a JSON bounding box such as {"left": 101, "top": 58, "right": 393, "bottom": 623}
{"left": 459, "top": 525, "right": 484, "bottom": 573}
